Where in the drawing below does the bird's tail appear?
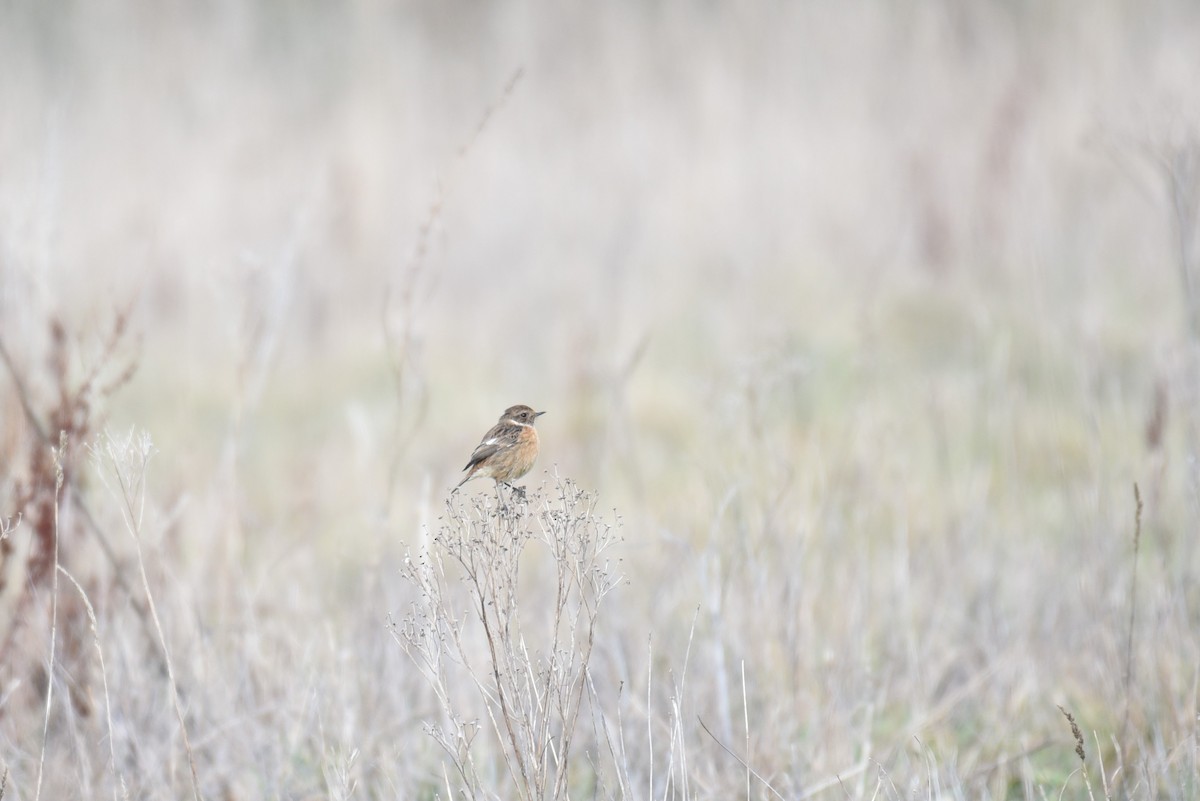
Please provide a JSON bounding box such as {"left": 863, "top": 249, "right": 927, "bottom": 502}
{"left": 455, "top": 469, "right": 473, "bottom": 489}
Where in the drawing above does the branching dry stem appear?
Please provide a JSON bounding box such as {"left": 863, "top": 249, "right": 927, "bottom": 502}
{"left": 393, "top": 476, "right": 620, "bottom": 801}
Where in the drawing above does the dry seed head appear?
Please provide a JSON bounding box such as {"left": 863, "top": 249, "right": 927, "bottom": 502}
{"left": 1058, "top": 705, "right": 1085, "bottom": 762}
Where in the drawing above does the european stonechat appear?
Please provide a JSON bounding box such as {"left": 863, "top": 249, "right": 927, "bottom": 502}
{"left": 455, "top": 404, "right": 545, "bottom": 490}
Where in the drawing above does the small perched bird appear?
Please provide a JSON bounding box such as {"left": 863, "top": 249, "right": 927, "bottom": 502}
{"left": 456, "top": 404, "right": 545, "bottom": 490}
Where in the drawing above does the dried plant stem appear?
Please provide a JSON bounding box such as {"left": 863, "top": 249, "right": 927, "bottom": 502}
{"left": 477, "top": 575, "right": 532, "bottom": 793}
{"left": 0, "top": 336, "right": 46, "bottom": 441}
{"left": 33, "top": 434, "right": 66, "bottom": 801}
{"left": 1121, "top": 483, "right": 1143, "bottom": 747}
{"left": 0, "top": 328, "right": 165, "bottom": 673}
{"left": 646, "top": 636, "right": 653, "bottom": 801}
{"left": 127, "top": 494, "right": 202, "bottom": 801}
{"left": 96, "top": 431, "right": 203, "bottom": 801}
{"left": 394, "top": 476, "right": 619, "bottom": 801}
{"left": 742, "top": 661, "right": 750, "bottom": 801}
{"left": 1058, "top": 705, "right": 1097, "bottom": 801}
{"left": 381, "top": 67, "right": 525, "bottom": 510}
{"left": 1162, "top": 142, "right": 1200, "bottom": 338}
{"left": 697, "top": 716, "right": 786, "bottom": 801}
{"left": 58, "top": 565, "right": 122, "bottom": 801}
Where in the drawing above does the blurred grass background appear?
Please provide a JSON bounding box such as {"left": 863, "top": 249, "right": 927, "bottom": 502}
{"left": 2, "top": 1, "right": 1200, "bottom": 798}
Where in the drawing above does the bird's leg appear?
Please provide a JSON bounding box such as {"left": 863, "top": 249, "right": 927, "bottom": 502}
{"left": 492, "top": 481, "right": 525, "bottom": 513}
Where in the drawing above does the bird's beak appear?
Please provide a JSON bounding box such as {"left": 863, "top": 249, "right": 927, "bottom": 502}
{"left": 536, "top": 410, "right": 547, "bottom": 417}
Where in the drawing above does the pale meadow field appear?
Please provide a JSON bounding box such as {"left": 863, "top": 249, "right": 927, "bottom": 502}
{"left": 2, "top": 2, "right": 1200, "bottom": 799}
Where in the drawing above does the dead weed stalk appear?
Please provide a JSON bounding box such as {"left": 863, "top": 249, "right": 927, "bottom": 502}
{"left": 392, "top": 477, "right": 621, "bottom": 801}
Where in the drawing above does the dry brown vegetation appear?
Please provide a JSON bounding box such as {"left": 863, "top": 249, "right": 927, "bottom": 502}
{"left": 2, "top": 2, "right": 1200, "bottom": 799}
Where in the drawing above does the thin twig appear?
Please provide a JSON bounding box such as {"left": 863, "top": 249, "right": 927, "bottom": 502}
{"left": 0, "top": 335, "right": 49, "bottom": 441}
{"left": 742, "top": 661, "right": 751, "bottom": 801}
{"left": 33, "top": 433, "right": 66, "bottom": 801}
{"left": 965, "top": 740, "right": 1054, "bottom": 784}
{"left": 1121, "top": 483, "right": 1143, "bottom": 747}
{"left": 381, "top": 67, "right": 524, "bottom": 510}
{"left": 59, "top": 566, "right": 122, "bottom": 801}
{"left": 697, "top": 716, "right": 786, "bottom": 801}
{"left": 646, "top": 636, "right": 653, "bottom": 801}
{"left": 99, "top": 434, "right": 203, "bottom": 800}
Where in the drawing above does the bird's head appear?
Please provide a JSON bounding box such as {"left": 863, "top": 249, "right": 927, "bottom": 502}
{"left": 502, "top": 405, "right": 545, "bottom": 425}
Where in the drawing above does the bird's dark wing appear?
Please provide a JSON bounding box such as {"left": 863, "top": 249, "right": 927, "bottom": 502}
{"left": 462, "top": 422, "right": 520, "bottom": 470}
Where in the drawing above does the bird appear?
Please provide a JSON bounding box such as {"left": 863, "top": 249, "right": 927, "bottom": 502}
{"left": 455, "top": 404, "right": 546, "bottom": 491}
